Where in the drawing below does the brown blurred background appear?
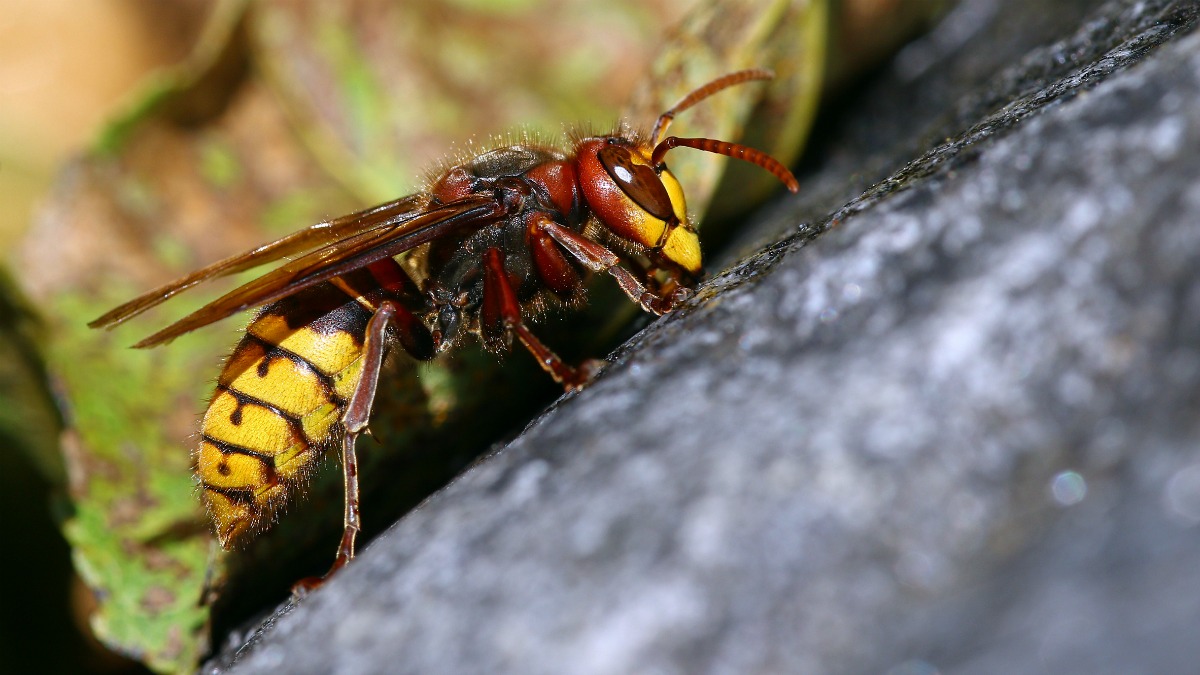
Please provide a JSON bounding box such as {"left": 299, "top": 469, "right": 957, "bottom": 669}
{"left": 0, "top": 2, "right": 208, "bottom": 251}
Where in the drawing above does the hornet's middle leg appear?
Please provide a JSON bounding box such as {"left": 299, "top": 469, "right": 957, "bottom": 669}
{"left": 481, "top": 247, "right": 600, "bottom": 390}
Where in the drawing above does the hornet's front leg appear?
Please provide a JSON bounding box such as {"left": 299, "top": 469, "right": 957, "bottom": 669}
{"left": 537, "top": 221, "right": 693, "bottom": 315}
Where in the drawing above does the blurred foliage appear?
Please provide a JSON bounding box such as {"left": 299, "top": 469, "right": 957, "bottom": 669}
{"left": 0, "top": 271, "right": 70, "bottom": 673}
{"left": 6, "top": 0, "right": 949, "bottom": 672}
{"left": 0, "top": 270, "right": 62, "bottom": 478}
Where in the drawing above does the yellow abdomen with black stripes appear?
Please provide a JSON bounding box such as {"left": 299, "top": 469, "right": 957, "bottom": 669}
{"left": 195, "top": 280, "right": 374, "bottom": 547}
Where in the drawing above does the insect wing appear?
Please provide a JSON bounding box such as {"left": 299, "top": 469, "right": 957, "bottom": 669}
{"left": 89, "top": 194, "right": 428, "bottom": 330}
{"left": 133, "top": 195, "right": 502, "bottom": 348}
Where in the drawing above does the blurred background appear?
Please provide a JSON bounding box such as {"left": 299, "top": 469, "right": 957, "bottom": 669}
{"left": 2, "top": 5, "right": 207, "bottom": 673}
{"left": 0, "top": 2, "right": 209, "bottom": 251}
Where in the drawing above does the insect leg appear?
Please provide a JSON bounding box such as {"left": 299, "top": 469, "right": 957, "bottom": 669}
{"left": 526, "top": 214, "right": 581, "bottom": 298}
{"left": 481, "top": 247, "right": 598, "bottom": 390}
{"left": 538, "top": 221, "right": 692, "bottom": 315}
{"left": 295, "top": 299, "right": 429, "bottom": 592}
{"left": 318, "top": 424, "right": 362, "bottom": 583}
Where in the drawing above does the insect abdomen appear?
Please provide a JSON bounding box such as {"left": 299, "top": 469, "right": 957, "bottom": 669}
{"left": 195, "top": 282, "right": 371, "bottom": 547}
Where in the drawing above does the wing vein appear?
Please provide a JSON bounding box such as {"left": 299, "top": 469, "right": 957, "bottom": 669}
{"left": 131, "top": 196, "right": 503, "bottom": 348}
{"left": 89, "top": 194, "right": 428, "bottom": 329}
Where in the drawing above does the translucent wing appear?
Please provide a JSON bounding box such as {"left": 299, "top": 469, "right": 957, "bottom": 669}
{"left": 130, "top": 195, "right": 502, "bottom": 348}
{"left": 89, "top": 194, "right": 428, "bottom": 330}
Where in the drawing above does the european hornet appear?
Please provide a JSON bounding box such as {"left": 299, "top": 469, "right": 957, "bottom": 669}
{"left": 90, "top": 69, "right": 799, "bottom": 585}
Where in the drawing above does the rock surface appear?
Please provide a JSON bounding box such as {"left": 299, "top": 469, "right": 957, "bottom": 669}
{"left": 215, "top": 1, "right": 1200, "bottom": 673}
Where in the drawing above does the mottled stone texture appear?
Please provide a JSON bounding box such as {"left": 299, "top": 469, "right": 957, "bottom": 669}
{"left": 215, "top": 1, "right": 1200, "bottom": 673}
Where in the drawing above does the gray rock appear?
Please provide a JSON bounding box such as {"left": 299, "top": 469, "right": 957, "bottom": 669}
{"left": 217, "top": 1, "right": 1200, "bottom": 673}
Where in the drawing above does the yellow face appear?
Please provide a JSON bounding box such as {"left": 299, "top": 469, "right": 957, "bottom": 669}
{"left": 627, "top": 150, "right": 700, "bottom": 274}
{"left": 652, "top": 165, "right": 700, "bottom": 273}
{"left": 583, "top": 139, "right": 703, "bottom": 275}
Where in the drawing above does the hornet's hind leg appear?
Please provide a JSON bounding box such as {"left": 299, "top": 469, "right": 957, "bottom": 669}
{"left": 294, "top": 292, "right": 434, "bottom": 593}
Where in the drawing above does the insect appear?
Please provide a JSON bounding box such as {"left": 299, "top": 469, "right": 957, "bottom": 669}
{"left": 90, "top": 69, "right": 799, "bottom": 585}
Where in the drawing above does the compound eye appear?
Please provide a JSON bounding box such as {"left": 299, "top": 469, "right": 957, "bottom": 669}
{"left": 598, "top": 144, "right": 675, "bottom": 222}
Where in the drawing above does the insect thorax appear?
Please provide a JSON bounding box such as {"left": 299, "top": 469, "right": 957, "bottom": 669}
{"left": 462, "top": 144, "right": 565, "bottom": 178}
